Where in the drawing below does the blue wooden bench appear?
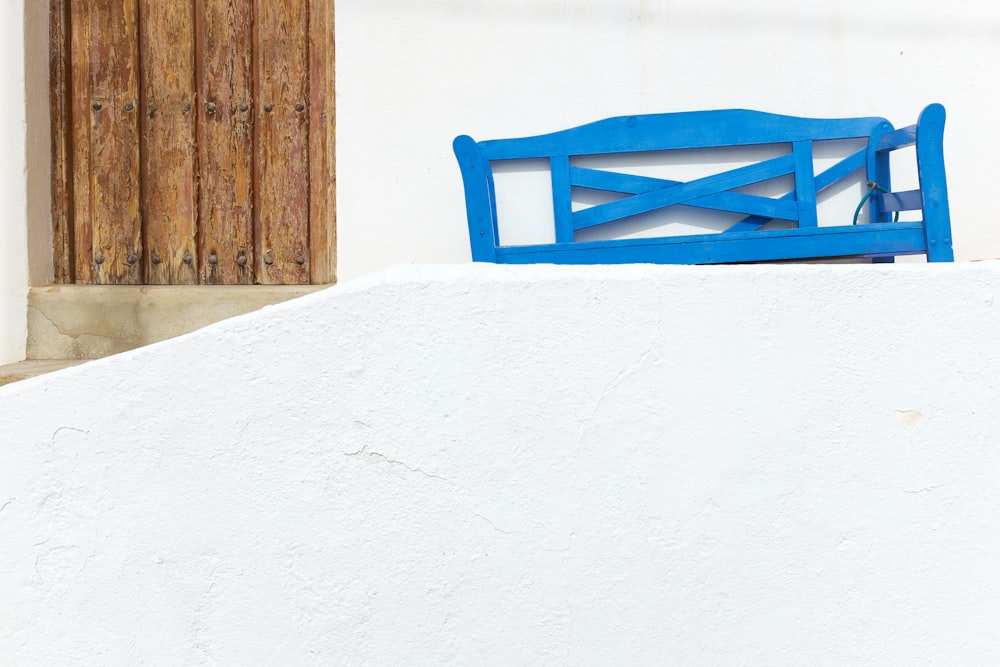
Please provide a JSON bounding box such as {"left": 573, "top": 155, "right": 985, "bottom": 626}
{"left": 453, "top": 104, "right": 953, "bottom": 264}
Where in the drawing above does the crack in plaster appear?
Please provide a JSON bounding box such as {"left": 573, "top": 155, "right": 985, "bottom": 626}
{"left": 77, "top": 549, "right": 96, "bottom": 575}
{"left": 28, "top": 305, "right": 108, "bottom": 342}
{"left": 51, "top": 427, "right": 89, "bottom": 445}
{"left": 583, "top": 336, "right": 661, "bottom": 430}
{"left": 902, "top": 483, "right": 948, "bottom": 494}
{"left": 472, "top": 513, "right": 512, "bottom": 535}
{"left": 343, "top": 445, "right": 450, "bottom": 482}
{"left": 236, "top": 410, "right": 294, "bottom": 443}
{"left": 0, "top": 498, "right": 13, "bottom": 514}
{"left": 708, "top": 499, "right": 734, "bottom": 514}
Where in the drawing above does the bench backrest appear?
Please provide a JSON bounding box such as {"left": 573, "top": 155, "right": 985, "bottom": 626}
{"left": 454, "top": 104, "right": 953, "bottom": 263}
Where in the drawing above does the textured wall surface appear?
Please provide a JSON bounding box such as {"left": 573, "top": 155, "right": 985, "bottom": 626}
{"left": 2, "top": 263, "right": 999, "bottom": 664}
{"left": 0, "top": 0, "right": 28, "bottom": 364}
{"left": 337, "top": 0, "right": 1000, "bottom": 279}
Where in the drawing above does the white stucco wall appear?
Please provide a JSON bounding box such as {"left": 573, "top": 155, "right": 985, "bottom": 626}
{"left": 337, "top": 0, "right": 1000, "bottom": 280}
{"left": 3, "top": 263, "right": 999, "bottom": 663}
{"left": 0, "top": 0, "right": 29, "bottom": 364}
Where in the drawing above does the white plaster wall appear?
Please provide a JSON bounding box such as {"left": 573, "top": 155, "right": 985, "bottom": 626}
{"left": 2, "top": 263, "right": 1000, "bottom": 664}
{"left": 0, "top": 0, "right": 29, "bottom": 364}
{"left": 337, "top": 0, "right": 1000, "bottom": 279}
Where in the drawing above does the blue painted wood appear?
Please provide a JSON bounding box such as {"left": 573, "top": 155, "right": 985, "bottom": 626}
{"left": 914, "top": 103, "right": 954, "bottom": 261}
{"left": 453, "top": 105, "right": 954, "bottom": 265}
{"left": 688, "top": 193, "right": 798, "bottom": 220}
{"left": 495, "top": 223, "right": 928, "bottom": 265}
{"left": 877, "top": 125, "right": 917, "bottom": 151}
{"left": 725, "top": 147, "right": 868, "bottom": 232}
{"left": 573, "top": 154, "right": 795, "bottom": 230}
{"left": 570, "top": 166, "right": 679, "bottom": 194}
{"left": 874, "top": 189, "right": 923, "bottom": 212}
{"left": 479, "top": 110, "right": 889, "bottom": 160}
{"left": 570, "top": 167, "right": 798, "bottom": 220}
{"left": 792, "top": 141, "right": 818, "bottom": 227}
{"left": 453, "top": 135, "right": 499, "bottom": 262}
{"left": 550, "top": 155, "right": 574, "bottom": 243}
{"left": 869, "top": 121, "right": 895, "bottom": 223}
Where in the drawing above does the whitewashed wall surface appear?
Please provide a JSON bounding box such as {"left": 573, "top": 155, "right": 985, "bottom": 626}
{"left": 2, "top": 263, "right": 999, "bottom": 664}
{"left": 0, "top": 0, "right": 29, "bottom": 364}
{"left": 337, "top": 0, "right": 1000, "bottom": 279}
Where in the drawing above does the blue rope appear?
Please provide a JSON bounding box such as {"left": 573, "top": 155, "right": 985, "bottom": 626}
{"left": 853, "top": 181, "right": 899, "bottom": 225}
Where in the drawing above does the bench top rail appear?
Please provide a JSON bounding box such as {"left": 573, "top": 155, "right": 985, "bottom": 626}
{"left": 475, "top": 109, "right": 890, "bottom": 160}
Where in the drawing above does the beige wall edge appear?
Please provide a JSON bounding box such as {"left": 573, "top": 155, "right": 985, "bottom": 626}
{"left": 27, "top": 285, "right": 328, "bottom": 359}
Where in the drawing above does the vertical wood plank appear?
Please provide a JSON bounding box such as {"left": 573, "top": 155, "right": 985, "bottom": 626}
{"left": 49, "top": 0, "right": 73, "bottom": 283}
{"left": 255, "top": 0, "right": 310, "bottom": 284}
{"left": 69, "top": 0, "right": 94, "bottom": 283}
{"left": 198, "top": 0, "right": 255, "bottom": 285}
{"left": 88, "top": 0, "right": 142, "bottom": 284}
{"left": 869, "top": 122, "right": 894, "bottom": 224}
{"left": 308, "top": 0, "right": 335, "bottom": 284}
{"left": 916, "top": 103, "right": 954, "bottom": 262}
{"left": 550, "top": 155, "right": 574, "bottom": 243}
{"left": 452, "top": 135, "right": 499, "bottom": 263}
{"left": 792, "top": 140, "right": 817, "bottom": 228}
{"left": 139, "top": 0, "right": 198, "bottom": 284}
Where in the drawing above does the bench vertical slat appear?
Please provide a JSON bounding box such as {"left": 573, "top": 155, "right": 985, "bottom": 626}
{"left": 869, "top": 121, "right": 894, "bottom": 224}
{"left": 453, "top": 135, "right": 499, "bottom": 262}
{"left": 551, "top": 155, "right": 574, "bottom": 243}
{"left": 868, "top": 120, "right": 896, "bottom": 262}
{"left": 792, "top": 141, "right": 817, "bottom": 228}
{"left": 915, "top": 103, "right": 954, "bottom": 262}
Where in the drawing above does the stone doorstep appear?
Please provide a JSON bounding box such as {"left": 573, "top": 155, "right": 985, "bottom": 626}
{"left": 2, "top": 284, "right": 329, "bottom": 385}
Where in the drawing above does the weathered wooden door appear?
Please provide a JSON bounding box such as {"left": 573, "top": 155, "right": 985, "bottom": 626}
{"left": 50, "top": 0, "right": 334, "bottom": 285}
